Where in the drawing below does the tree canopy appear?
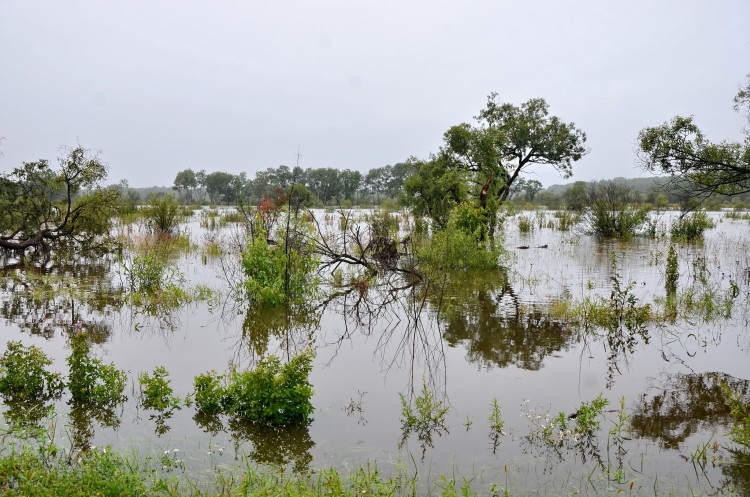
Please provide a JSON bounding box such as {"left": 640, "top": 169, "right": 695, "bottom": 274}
{"left": 0, "top": 147, "right": 119, "bottom": 263}
{"left": 405, "top": 93, "right": 587, "bottom": 233}
{"left": 638, "top": 75, "right": 750, "bottom": 202}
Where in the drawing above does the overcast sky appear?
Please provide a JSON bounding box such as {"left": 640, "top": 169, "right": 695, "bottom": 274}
{"left": 1, "top": 0, "right": 748, "bottom": 188}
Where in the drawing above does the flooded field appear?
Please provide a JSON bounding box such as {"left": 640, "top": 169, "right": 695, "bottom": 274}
{"left": 1, "top": 209, "right": 749, "bottom": 495}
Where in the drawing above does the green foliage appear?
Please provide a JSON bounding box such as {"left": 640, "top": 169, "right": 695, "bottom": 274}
{"left": 665, "top": 245, "right": 678, "bottom": 296}
{"left": 143, "top": 194, "right": 182, "bottom": 234}
{"left": 587, "top": 181, "right": 650, "bottom": 238}
{"left": 0, "top": 341, "right": 64, "bottom": 402}
{"left": 669, "top": 210, "right": 715, "bottom": 241}
{"left": 403, "top": 156, "right": 468, "bottom": 230}
{"left": 399, "top": 382, "right": 450, "bottom": 452}
{"left": 138, "top": 366, "right": 182, "bottom": 412}
{"left": 125, "top": 251, "right": 177, "bottom": 293}
{"left": 67, "top": 335, "right": 127, "bottom": 409}
{"left": 194, "top": 351, "right": 315, "bottom": 426}
{"left": 488, "top": 399, "right": 505, "bottom": 453}
{"left": 193, "top": 371, "right": 226, "bottom": 414}
{"left": 241, "top": 224, "right": 318, "bottom": 307}
{"left": 638, "top": 76, "right": 750, "bottom": 201}
{"left": 417, "top": 204, "right": 502, "bottom": 271}
{"left": 0, "top": 146, "right": 119, "bottom": 260}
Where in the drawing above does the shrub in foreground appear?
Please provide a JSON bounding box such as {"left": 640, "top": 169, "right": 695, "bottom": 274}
{"left": 194, "top": 351, "right": 314, "bottom": 425}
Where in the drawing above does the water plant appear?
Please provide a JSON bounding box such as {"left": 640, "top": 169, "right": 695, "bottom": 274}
{"left": 665, "top": 245, "right": 678, "bottom": 296}
{"left": 670, "top": 210, "right": 715, "bottom": 241}
{"left": 399, "top": 382, "right": 450, "bottom": 455}
{"left": 194, "top": 350, "right": 315, "bottom": 426}
{"left": 67, "top": 335, "right": 127, "bottom": 410}
{"left": 488, "top": 398, "right": 505, "bottom": 453}
{"left": 0, "top": 341, "right": 64, "bottom": 403}
{"left": 138, "top": 366, "right": 183, "bottom": 413}
{"left": 241, "top": 224, "right": 319, "bottom": 307}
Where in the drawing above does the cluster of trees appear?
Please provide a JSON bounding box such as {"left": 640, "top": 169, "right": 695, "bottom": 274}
{"left": 170, "top": 162, "right": 417, "bottom": 206}
{"left": 3, "top": 75, "right": 748, "bottom": 265}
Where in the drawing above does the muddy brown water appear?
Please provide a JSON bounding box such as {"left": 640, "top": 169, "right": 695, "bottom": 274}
{"left": 1, "top": 210, "right": 749, "bottom": 494}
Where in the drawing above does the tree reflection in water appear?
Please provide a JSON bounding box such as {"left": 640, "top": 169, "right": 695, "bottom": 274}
{"left": 0, "top": 262, "right": 122, "bottom": 340}
{"left": 193, "top": 412, "right": 314, "bottom": 472}
{"left": 630, "top": 371, "right": 750, "bottom": 494}
{"left": 434, "top": 269, "right": 577, "bottom": 371}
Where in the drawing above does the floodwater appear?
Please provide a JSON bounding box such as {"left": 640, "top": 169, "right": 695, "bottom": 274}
{"left": 1, "top": 209, "right": 749, "bottom": 495}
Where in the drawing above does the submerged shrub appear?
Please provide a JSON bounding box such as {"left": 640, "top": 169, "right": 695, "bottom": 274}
{"left": 138, "top": 366, "right": 182, "bottom": 412}
{"left": 241, "top": 225, "right": 318, "bottom": 307}
{"left": 143, "top": 194, "right": 182, "bottom": 234}
{"left": 67, "top": 335, "right": 127, "bottom": 409}
{"left": 125, "top": 251, "right": 177, "bottom": 293}
{"left": 0, "top": 341, "right": 64, "bottom": 402}
{"left": 670, "top": 210, "right": 715, "bottom": 241}
{"left": 587, "top": 181, "right": 650, "bottom": 238}
{"left": 193, "top": 370, "right": 226, "bottom": 414}
{"left": 194, "top": 351, "right": 315, "bottom": 426}
{"left": 418, "top": 205, "right": 502, "bottom": 271}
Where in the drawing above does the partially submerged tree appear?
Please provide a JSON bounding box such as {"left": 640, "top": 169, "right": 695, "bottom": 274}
{"left": 638, "top": 75, "right": 750, "bottom": 204}
{"left": 0, "top": 146, "right": 119, "bottom": 264}
{"left": 405, "top": 93, "right": 587, "bottom": 234}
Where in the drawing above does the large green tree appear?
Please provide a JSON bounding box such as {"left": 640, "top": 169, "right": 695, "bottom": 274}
{"left": 0, "top": 147, "right": 119, "bottom": 261}
{"left": 406, "top": 93, "right": 587, "bottom": 233}
{"left": 638, "top": 75, "right": 750, "bottom": 202}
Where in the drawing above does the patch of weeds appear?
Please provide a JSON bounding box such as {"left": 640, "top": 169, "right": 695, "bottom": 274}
{"left": 522, "top": 394, "right": 608, "bottom": 466}
{"left": 399, "top": 382, "right": 450, "bottom": 457}
{"left": 670, "top": 210, "right": 715, "bottom": 241}
{"left": 488, "top": 398, "right": 505, "bottom": 453}
{"left": 517, "top": 215, "right": 534, "bottom": 233}
{"left": 194, "top": 350, "right": 315, "bottom": 426}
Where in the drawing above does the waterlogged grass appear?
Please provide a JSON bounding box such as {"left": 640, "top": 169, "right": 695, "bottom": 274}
{"left": 0, "top": 442, "right": 519, "bottom": 497}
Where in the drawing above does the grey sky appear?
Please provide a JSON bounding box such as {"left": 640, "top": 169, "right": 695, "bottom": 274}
{"left": 1, "top": 0, "right": 748, "bottom": 188}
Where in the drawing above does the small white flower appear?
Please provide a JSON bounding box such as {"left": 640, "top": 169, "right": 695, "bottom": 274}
{"left": 172, "top": 448, "right": 179, "bottom": 453}
{"left": 164, "top": 450, "right": 171, "bottom": 455}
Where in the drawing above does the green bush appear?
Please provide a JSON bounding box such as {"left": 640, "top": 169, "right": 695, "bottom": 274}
{"left": 138, "top": 366, "right": 182, "bottom": 412}
{"left": 587, "top": 181, "right": 650, "bottom": 238}
{"left": 194, "top": 351, "right": 315, "bottom": 426}
{"left": 418, "top": 206, "right": 502, "bottom": 271}
{"left": 67, "top": 335, "right": 127, "bottom": 409}
{"left": 143, "top": 194, "right": 182, "bottom": 234}
{"left": 193, "top": 370, "right": 226, "bottom": 414}
{"left": 125, "top": 251, "right": 177, "bottom": 293}
{"left": 241, "top": 226, "right": 318, "bottom": 307}
{"left": 670, "top": 211, "right": 715, "bottom": 241}
{"left": 0, "top": 341, "right": 64, "bottom": 402}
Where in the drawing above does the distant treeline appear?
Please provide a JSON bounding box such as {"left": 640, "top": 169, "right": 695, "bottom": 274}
{"left": 118, "top": 163, "right": 417, "bottom": 207}
{"left": 116, "top": 167, "right": 750, "bottom": 210}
